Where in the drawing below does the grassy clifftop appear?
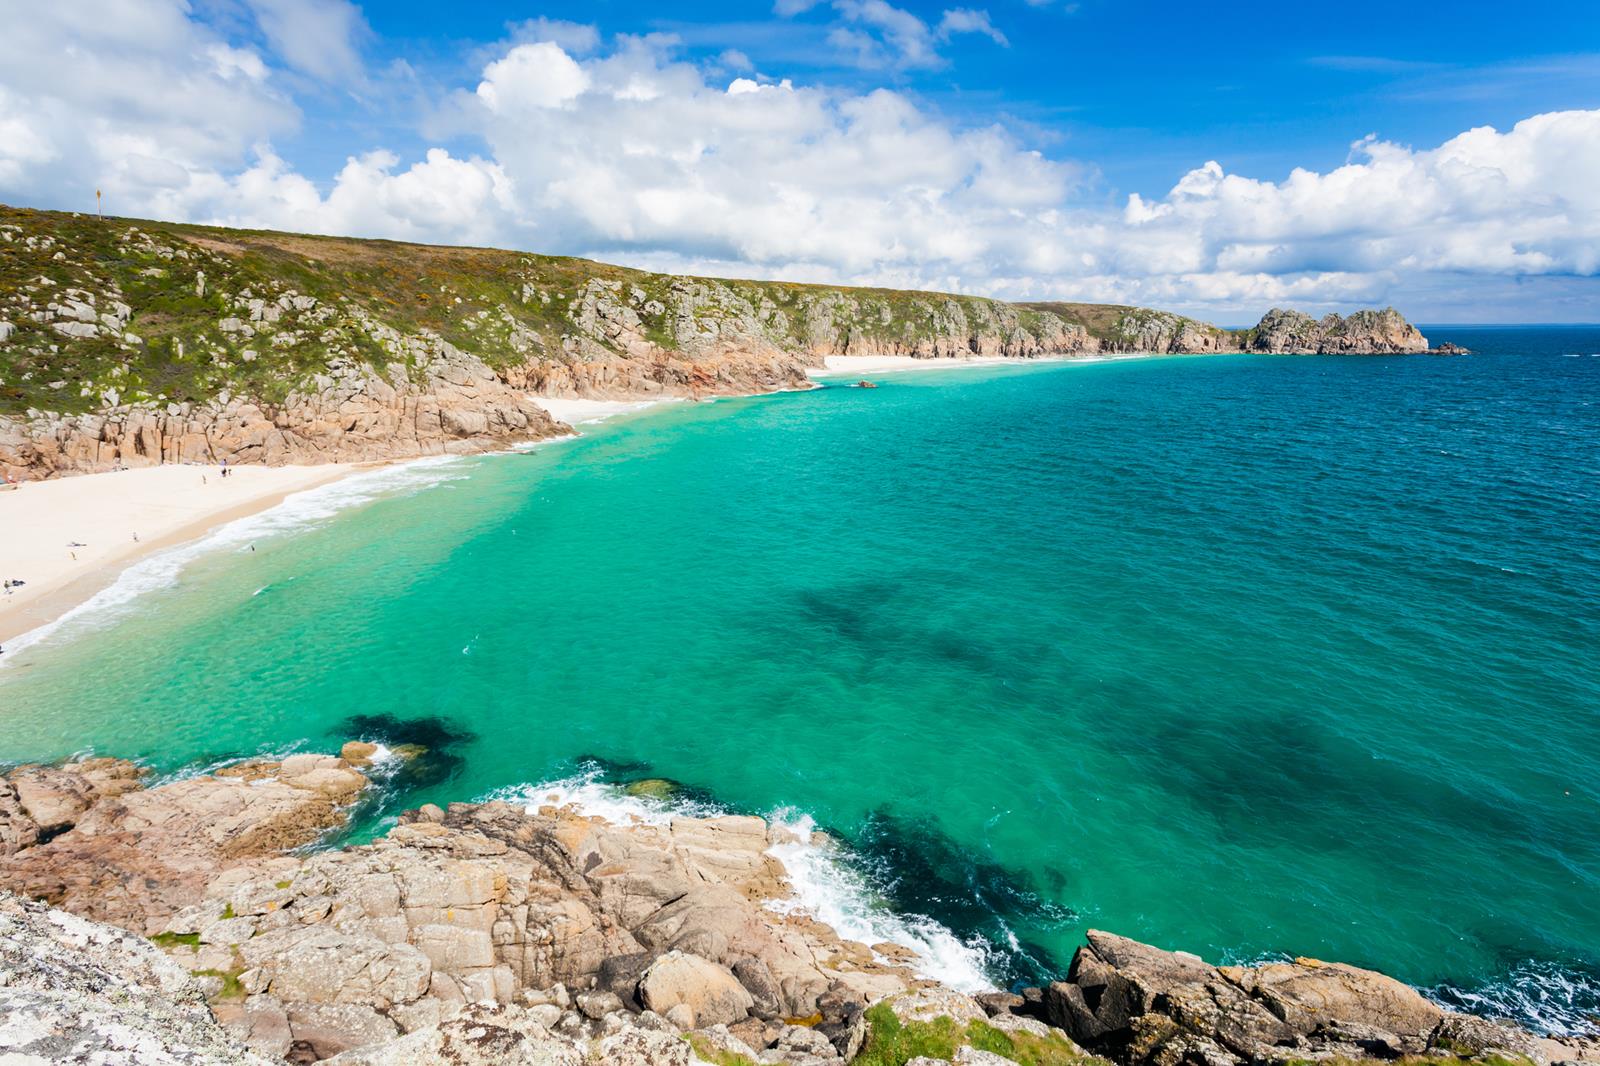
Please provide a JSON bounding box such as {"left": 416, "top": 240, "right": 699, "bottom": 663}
{"left": 0, "top": 204, "right": 1233, "bottom": 418}
{"left": 0, "top": 204, "right": 1430, "bottom": 424}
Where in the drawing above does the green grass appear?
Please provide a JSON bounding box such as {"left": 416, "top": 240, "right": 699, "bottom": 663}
{"left": 1, "top": 202, "right": 1231, "bottom": 419}
{"left": 852, "top": 1003, "right": 1108, "bottom": 1066}
{"left": 191, "top": 966, "right": 247, "bottom": 1000}
{"left": 148, "top": 931, "right": 200, "bottom": 949}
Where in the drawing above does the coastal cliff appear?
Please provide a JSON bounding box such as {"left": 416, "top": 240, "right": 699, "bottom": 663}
{"left": 2, "top": 204, "right": 1436, "bottom": 479}
{"left": 1, "top": 751, "right": 1592, "bottom": 1066}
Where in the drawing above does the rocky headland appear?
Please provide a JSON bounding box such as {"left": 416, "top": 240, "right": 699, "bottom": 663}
{"left": 2, "top": 205, "right": 1445, "bottom": 481}
{"left": 1, "top": 748, "right": 1592, "bottom": 1066}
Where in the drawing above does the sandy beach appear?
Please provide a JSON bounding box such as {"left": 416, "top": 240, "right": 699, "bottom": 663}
{"left": 533, "top": 396, "right": 679, "bottom": 425}
{"left": 808, "top": 355, "right": 1026, "bottom": 376}
{"left": 0, "top": 402, "right": 666, "bottom": 647}
{"left": 809, "top": 352, "right": 1182, "bottom": 378}
{"left": 0, "top": 464, "right": 352, "bottom": 644}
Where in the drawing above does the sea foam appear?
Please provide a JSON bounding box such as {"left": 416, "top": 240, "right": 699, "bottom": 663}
{"left": 1, "top": 456, "right": 469, "bottom": 664}
{"left": 1428, "top": 960, "right": 1600, "bottom": 1038}
{"left": 488, "top": 767, "right": 997, "bottom": 994}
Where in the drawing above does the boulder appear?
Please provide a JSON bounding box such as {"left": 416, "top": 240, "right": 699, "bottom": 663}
{"left": 886, "top": 985, "right": 989, "bottom": 1027}
{"left": 975, "top": 990, "right": 1025, "bottom": 1017}
{"left": 639, "top": 950, "right": 755, "bottom": 1027}
{"left": 594, "top": 1024, "right": 692, "bottom": 1066}
{"left": 286, "top": 1002, "right": 400, "bottom": 1059}
{"left": 732, "top": 955, "right": 786, "bottom": 1019}
{"left": 1219, "top": 956, "right": 1443, "bottom": 1046}
{"left": 1045, "top": 931, "right": 1295, "bottom": 1060}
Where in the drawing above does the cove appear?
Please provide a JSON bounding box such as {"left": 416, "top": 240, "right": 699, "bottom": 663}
{"left": 3, "top": 329, "right": 1598, "bottom": 1033}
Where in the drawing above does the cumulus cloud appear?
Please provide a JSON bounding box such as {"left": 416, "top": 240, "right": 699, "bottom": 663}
{"left": 1, "top": 1, "right": 1596, "bottom": 320}
{"left": 0, "top": 0, "right": 296, "bottom": 216}
{"left": 243, "top": 0, "right": 369, "bottom": 83}
{"left": 1122, "top": 111, "right": 1600, "bottom": 280}
{"left": 477, "top": 42, "right": 591, "bottom": 112}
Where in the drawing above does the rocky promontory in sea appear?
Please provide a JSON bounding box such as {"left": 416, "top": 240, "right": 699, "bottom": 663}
{"left": 1, "top": 749, "right": 1594, "bottom": 1065}
{"left": 2, "top": 204, "right": 1448, "bottom": 481}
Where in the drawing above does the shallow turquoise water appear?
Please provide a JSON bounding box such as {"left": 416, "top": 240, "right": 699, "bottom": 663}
{"left": 3, "top": 329, "right": 1598, "bottom": 1030}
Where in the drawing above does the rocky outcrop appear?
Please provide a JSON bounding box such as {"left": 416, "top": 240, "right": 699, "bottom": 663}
{"left": 0, "top": 753, "right": 367, "bottom": 932}
{"left": 1245, "top": 308, "right": 1429, "bottom": 354}
{"left": 1026, "top": 930, "right": 1586, "bottom": 1066}
{"left": 0, "top": 891, "right": 272, "bottom": 1064}
{"left": 1, "top": 205, "right": 1447, "bottom": 481}
{"left": 0, "top": 752, "right": 932, "bottom": 1062}
{"left": 5, "top": 751, "right": 1581, "bottom": 1066}
{"left": 1098, "top": 310, "right": 1235, "bottom": 355}
{"left": 0, "top": 340, "right": 569, "bottom": 479}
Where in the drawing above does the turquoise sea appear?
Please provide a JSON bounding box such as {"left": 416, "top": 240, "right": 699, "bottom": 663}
{"left": 3, "top": 327, "right": 1598, "bottom": 1032}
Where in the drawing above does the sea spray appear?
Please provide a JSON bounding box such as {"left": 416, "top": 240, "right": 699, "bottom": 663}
{"left": 764, "top": 808, "right": 997, "bottom": 993}
{"left": 1428, "top": 961, "right": 1600, "bottom": 1039}
{"left": 487, "top": 769, "right": 997, "bottom": 993}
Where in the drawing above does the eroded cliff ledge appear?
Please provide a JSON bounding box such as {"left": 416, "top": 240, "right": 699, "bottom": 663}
{"left": 3, "top": 205, "right": 1436, "bottom": 479}
{"left": 1, "top": 751, "right": 1592, "bottom": 1066}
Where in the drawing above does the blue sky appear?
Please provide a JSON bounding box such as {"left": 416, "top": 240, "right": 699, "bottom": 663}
{"left": 2, "top": 0, "right": 1598, "bottom": 320}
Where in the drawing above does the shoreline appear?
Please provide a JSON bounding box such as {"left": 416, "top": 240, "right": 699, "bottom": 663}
{"left": 0, "top": 463, "right": 355, "bottom": 645}
{"left": 0, "top": 396, "right": 682, "bottom": 651}
{"left": 0, "top": 360, "right": 1150, "bottom": 651}
{"left": 806, "top": 351, "right": 1184, "bottom": 378}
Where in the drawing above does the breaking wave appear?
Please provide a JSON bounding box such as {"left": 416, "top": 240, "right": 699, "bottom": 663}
{"left": 486, "top": 764, "right": 998, "bottom": 993}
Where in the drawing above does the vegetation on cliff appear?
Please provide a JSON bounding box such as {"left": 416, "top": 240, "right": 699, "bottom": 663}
{"left": 0, "top": 204, "right": 1084, "bottom": 418}
{"left": 1, "top": 204, "right": 1432, "bottom": 424}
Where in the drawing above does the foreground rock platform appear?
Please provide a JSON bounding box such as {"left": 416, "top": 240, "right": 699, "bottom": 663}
{"left": 1, "top": 750, "right": 1593, "bottom": 1065}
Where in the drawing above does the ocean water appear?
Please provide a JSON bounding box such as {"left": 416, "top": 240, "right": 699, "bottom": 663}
{"left": 3, "top": 327, "right": 1598, "bottom": 1032}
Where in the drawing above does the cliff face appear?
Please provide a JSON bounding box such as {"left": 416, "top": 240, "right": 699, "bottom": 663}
{"left": 0, "top": 205, "right": 1434, "bottom": 479}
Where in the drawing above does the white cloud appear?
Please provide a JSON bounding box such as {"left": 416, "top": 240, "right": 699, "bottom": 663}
{"left": 506, "top": 18, "right": 603, "bottom": 56}
{"left": 1121, "top": 111, "right": 1600, "bottom": 281}
{"left": 0, "top": 0, "right": 295, "bottom": 215}
{"left": 243, "top": 0, "right": 368, "bottom": 83}
{"left": 477, "top": 42, "right": 591, "bottom": 112}
{"left": 780, "top": 0, "right": 1009, "bottom": 69}
{"left": 1, "top": 3, "right": 1597, "bottom": 321}
{"left": 937, "top": 9, "right": 1009, "bottom": 47}
{"left": 176, "top": 148, "right": 517, "bottom": 246}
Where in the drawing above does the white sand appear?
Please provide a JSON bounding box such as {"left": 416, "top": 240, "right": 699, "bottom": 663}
{"left": 0, "top": 463, "right": 351, "bottom": 642}
{"left": 808, "top": 355, "right": 1036, "bottom": 376}
{"left": 810, "top": 353, "right": 1173, "bottom": 378}
{"left": 532, "top": 397, "right": 678, "bottom": 425}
